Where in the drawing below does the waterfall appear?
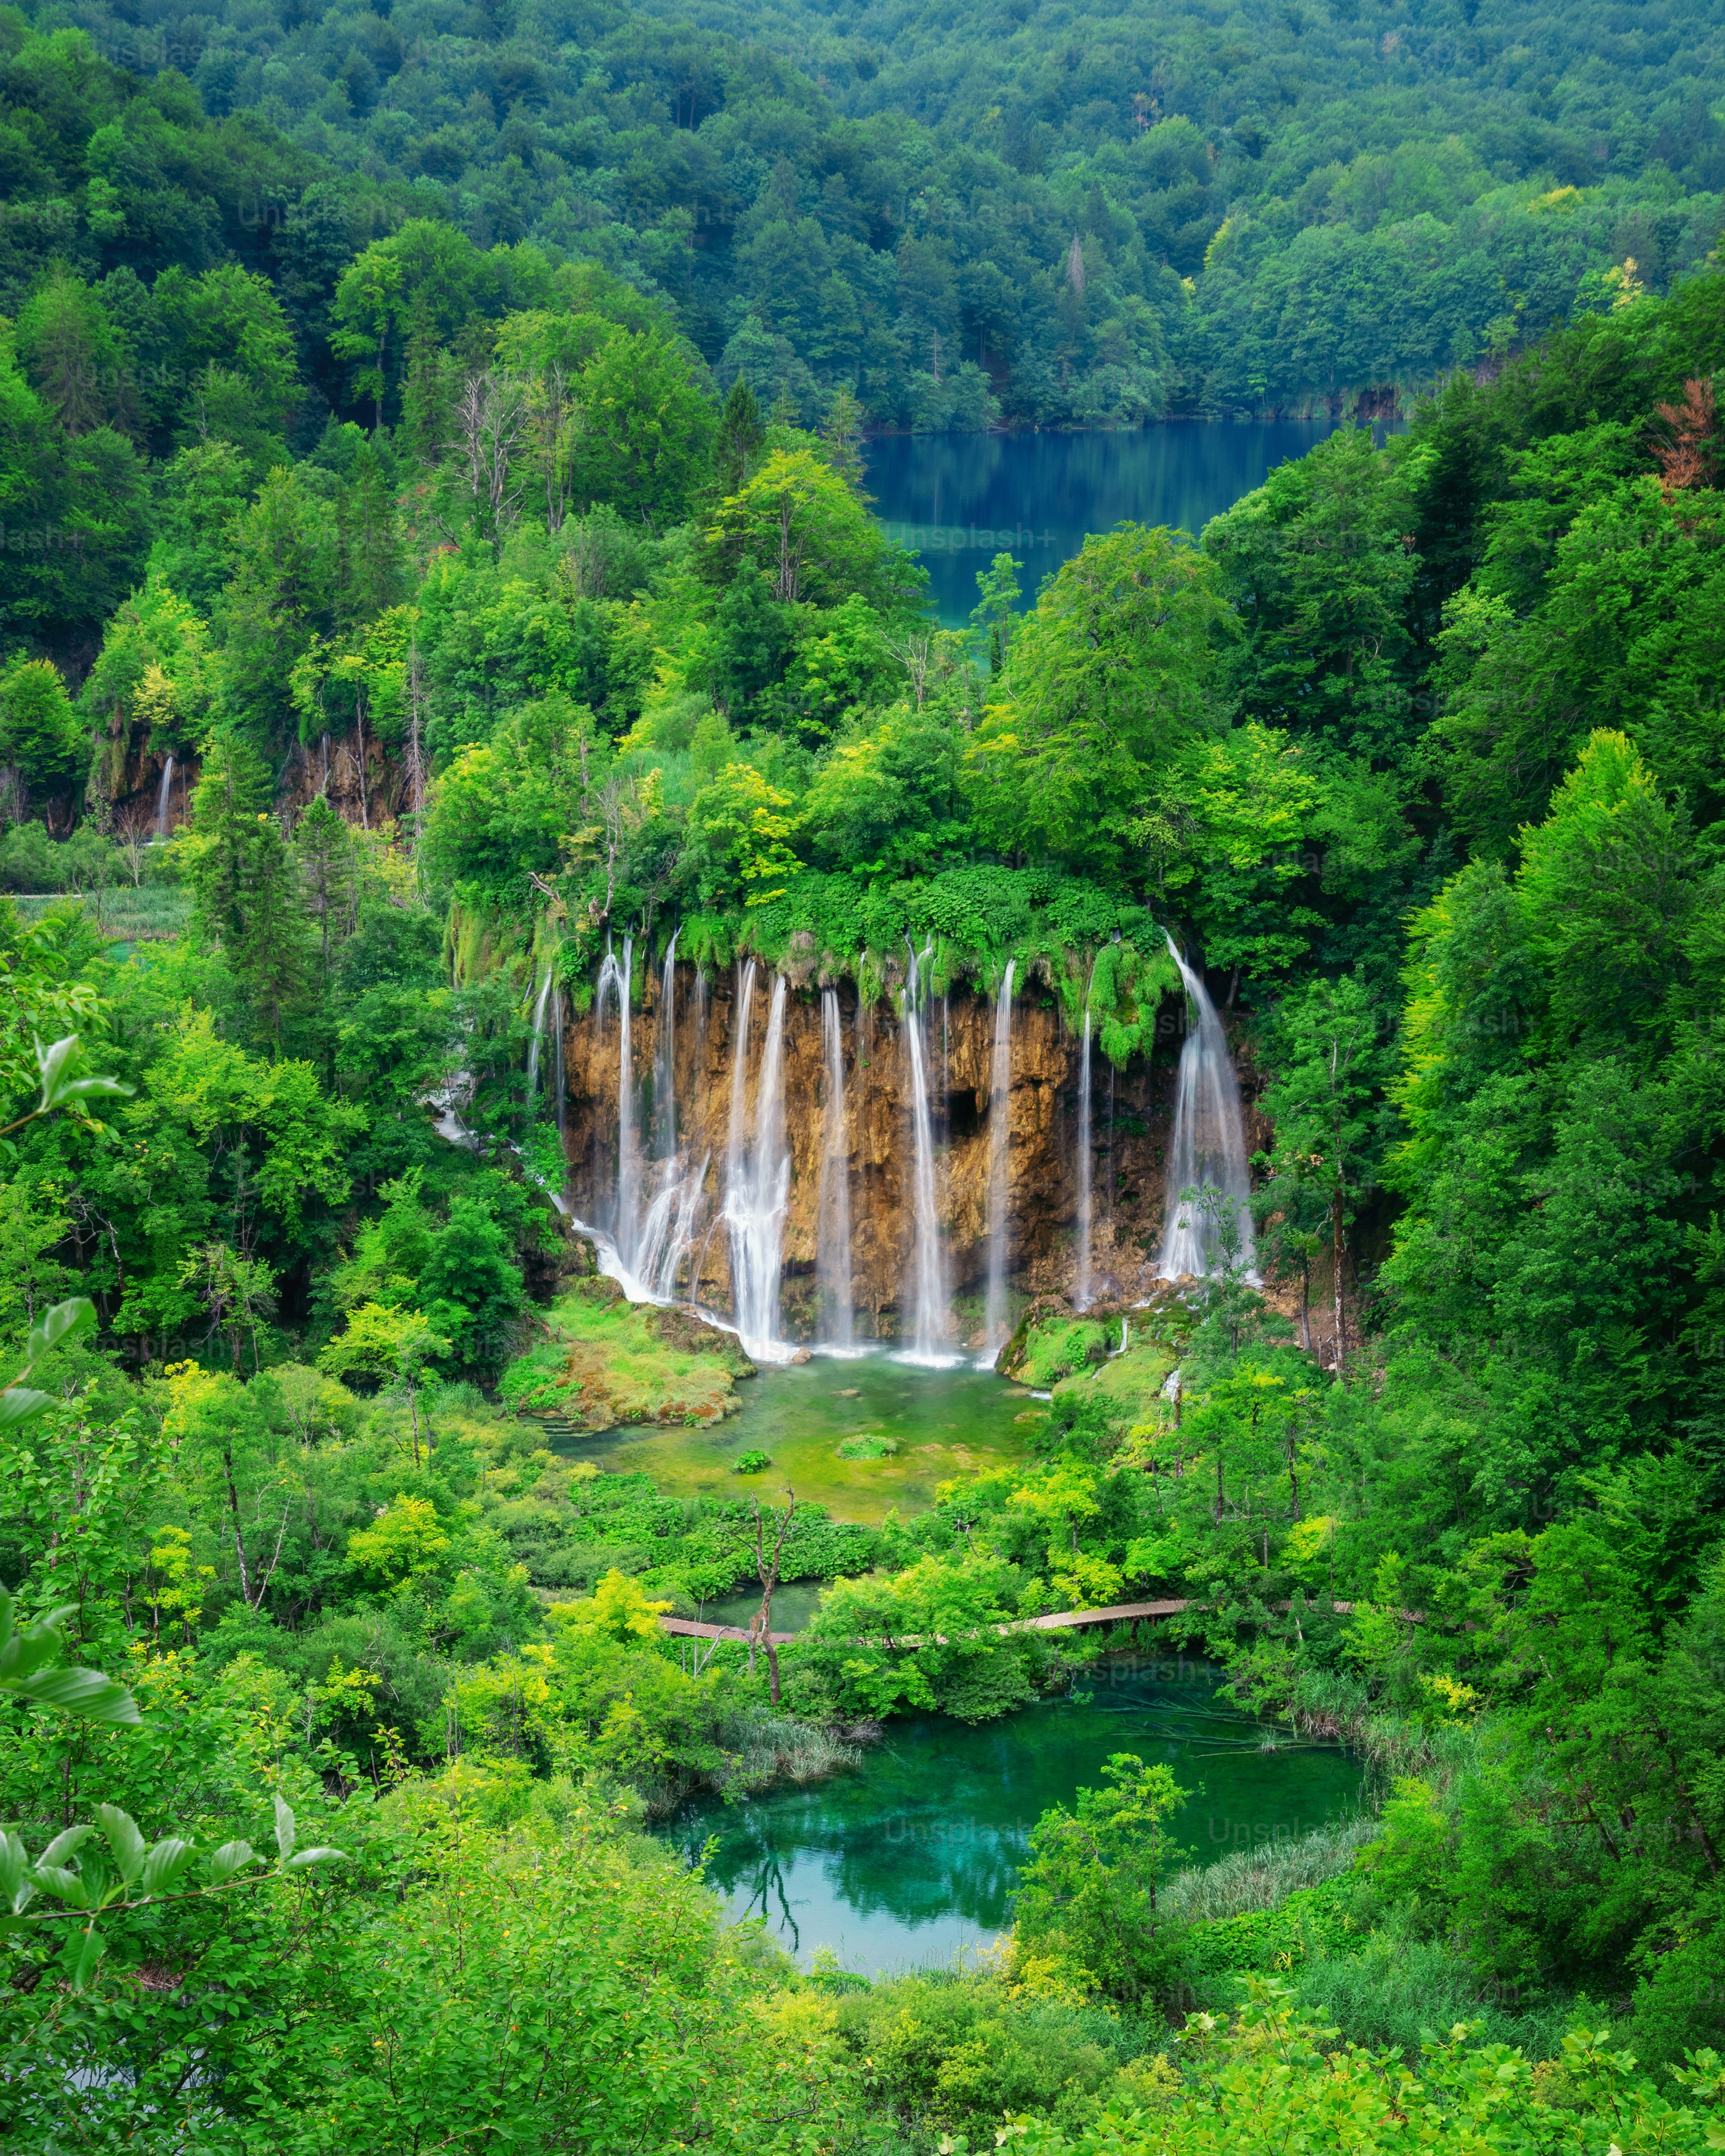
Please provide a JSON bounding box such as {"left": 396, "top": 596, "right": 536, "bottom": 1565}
{"left": 982, "top": 959, "right": 1016, "bottom": 1361}
{"left": 816, "top": 986, "right": 854, "bottom": 1349}
{"left": 722, "top": 964, "right": 792, "bottom": 1359}
{"left": 901, "top": 940, "right": 953, "bottom": 1363}
{"left": 153, "top": 755, "right": 175, "bottom": 839}
{"left": 1158, "top": 930, "right": 1258, "bottom": 1281}
{"left": 723, "top": 960, "right": 754, "bottom": 1234}
{"left": 594, "top": 937, "right": 639, "bottom": 1256}
{"left": 575, "top": 935, "right": 708, "bottom": 1305}
{"left": 1074, "top": 998, "right": 1094, "bottom": 1310}
{"left": 652, "top": 929, "right": 678, "bottom": 1162}
{"left": 525, "top": 962, "right": 555, "bottom": 1101}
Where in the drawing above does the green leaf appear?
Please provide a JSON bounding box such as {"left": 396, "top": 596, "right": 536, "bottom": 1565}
{"left": 95, "top": 1806, "right": 146, "bottom": 1886}
{"left": 0, "top": 1601, "right": 72, "bottom": 1684}
{"left": 32, "top": 1035, "right": 80, "bottom": 1108}
{"left": 207, "top": 1840, "right": 256, "bottom": 1886}
{"left": 272, "top": 1794, "right": 296, "bottom": 1863}
{"left": 0, "top": 1387, "right": 55, "bottom": 1430}
{"left": 139, "top": 1837, "right": 194, "bottom": 1896}
{"left": 39, "top": 1825, "right": 93, "bottom": 1870}
{"left": 0, "top": 1830, "right": 25, "bottom": 1907}
{"left": 67, "top": 1924, "right": 104, "bottom": 1991}
{"left": 31, "top": 1864, "right": 90, "bottom": 1909}
{"left": 34, "top": 1038, "right": 134, "bottom": 1117}
{"left": 18, "top": 1666, "right": 141, "bottom": 1725}
{"left": 24, "top": 1297, "right": 96, "bottom": 1366}
{"left": 283, "top": 1846, "right": 347, "bottom": 1871}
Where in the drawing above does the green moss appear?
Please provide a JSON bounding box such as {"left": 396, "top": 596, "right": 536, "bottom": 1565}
{"left": 498, "top": 1282, "right": 744, "bottom": 1432}
{"left": 1008, "top": 1315, "right": 1114, "bottom": 1387}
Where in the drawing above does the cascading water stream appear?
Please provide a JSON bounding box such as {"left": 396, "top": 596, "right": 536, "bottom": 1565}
{"left": 721, "top": 965, "right": 792, "bottom": 1360}
{"left": 816, "top": 986, "right": 855, "bottom": 1350}
{"left": 525, "top": 962, "right": 555, "bottom": 1101}
{"left": 901, "top": 940, "right": 953, "bottom": 1364}
{"left": 981, "top": 960, "right": 1015, "bottom": 1362}
{"left": 1158, "top": 930, "right": 1258, "bottom": 1281}
{"left": 576, "top": 934, "right": 710, "bottom": 1303}
{"left": 1074, "top": 993, "right": 1094, "bottom": 1311}
{"left": 153, "top": 755, "right": 175, "bottom": 839}
{"left": 652, "top": 930, "right": 678, "bottom": 1162}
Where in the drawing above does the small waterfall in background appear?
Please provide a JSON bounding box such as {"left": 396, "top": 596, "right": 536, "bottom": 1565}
{"left": 722, "top": 965, "right": 792, "bottom": 1359}
{"left": 901, "top": 940, "right": 953, "bottom": 1363}
{"left": 982, "top": 959, "right": 1015, "bottom": 1361}
{"left": 1158, "top": 930, "right": 1258, "bottom": 1280}
{"left": 153, "top": 755, "right": 175, "bottom": 839}
{"left": 525, "top": 961, "right": 555, "bottom": 1101}
{"left": 816, "top": 986, "right": 855, "bottom": 1350}
{"left": 1074, "top": 995, "right": 1094, "bottom": 1311}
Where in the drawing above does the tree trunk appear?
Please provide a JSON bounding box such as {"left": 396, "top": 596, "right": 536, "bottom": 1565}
{"left": 1331, "top": 1188, "right": 1346, "bottom": 1374}
{"left": 221, "top": 1447, "right": 254, "bottom": 1606}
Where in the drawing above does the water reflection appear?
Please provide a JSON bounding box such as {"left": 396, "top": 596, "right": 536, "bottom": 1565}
{"left": 668, "top": 1660, "right": 1368, "bottom": 1973}
{"left": 866, "top": 422, "right": 1343, "bottom": 627}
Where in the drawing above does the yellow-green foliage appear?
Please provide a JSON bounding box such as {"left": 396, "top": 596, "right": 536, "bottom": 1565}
{"left": 1004, "top": 1980, "right": 1725, "bottom": 2155}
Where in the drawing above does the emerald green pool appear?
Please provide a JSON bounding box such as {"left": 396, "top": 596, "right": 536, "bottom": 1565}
{"left": 667, "top": 1659, "right": 1366, "bottom": 1974}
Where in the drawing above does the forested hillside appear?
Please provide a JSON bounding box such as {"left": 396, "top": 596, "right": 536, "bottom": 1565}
{"left": 7, "top": 7, "right": 1725, "bottom": 2147}
{"left": 10, "top": 0, "right": 1725, "bottom": 419}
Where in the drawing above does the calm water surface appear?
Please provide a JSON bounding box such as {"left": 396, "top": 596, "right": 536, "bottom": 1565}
{"left": 668, "top": 1657, "right": 1365, "bottom": 1974}
{"left": 554, "top": 1350, "right": 1038, "bottom": 1526}
{"left": 865, "top": 423, "right": 1340, "bottom": 627}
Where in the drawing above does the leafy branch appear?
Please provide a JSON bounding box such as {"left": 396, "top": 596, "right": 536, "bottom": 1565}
{"left": 0, "top": 1032, "right": 133, "bottom": 1146}
{"left": 1, "top": 1794, "right": 346, "bottom": 1987}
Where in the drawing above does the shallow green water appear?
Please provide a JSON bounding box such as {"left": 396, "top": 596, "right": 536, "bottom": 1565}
{"left": 557, "top": 1350, "right": 1041, "bottom": 1524}
{"left": 667, "top": 1660, "right": 1366, "bottom": 1974}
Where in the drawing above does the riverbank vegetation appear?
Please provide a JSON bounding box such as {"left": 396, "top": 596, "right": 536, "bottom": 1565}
{"left": 7, "top": 28, "right": 1725, "bottom": 2138}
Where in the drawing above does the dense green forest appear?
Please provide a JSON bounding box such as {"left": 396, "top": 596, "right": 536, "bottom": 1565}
{"left": 9, "top": 5, "right": 1725, "bottom": 2146}
{"left": 4, "top": 0, "right": 1725, "bottom": 430}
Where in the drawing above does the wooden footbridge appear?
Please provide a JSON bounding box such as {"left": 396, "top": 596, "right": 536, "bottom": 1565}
{"left": 658, "top": 1593, "right": 1384, "bottom": 1649}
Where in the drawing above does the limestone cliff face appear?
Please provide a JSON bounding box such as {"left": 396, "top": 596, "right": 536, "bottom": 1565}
{"left": 558, "top": 960, "right": 1197, "bottom": 1348}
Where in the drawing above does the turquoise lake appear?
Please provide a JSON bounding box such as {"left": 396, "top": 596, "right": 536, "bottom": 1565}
{"left": 864, "top": 421, "right": 1343, "bottom": 627}
{"left": 667, "top": 1652, "right": 1366, "bottom": 1974}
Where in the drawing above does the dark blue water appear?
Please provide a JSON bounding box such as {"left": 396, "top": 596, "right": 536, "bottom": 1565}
{"left": 865, "top": 422, "right": 1340, "bottom": 627}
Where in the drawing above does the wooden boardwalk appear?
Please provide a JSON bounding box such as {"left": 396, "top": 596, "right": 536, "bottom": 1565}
{"left": 659, "top": 1594, "right": 1392, "bottom": 1652}
{"left": 660, "top": 1598, "right": 1197, "bottom": 1651}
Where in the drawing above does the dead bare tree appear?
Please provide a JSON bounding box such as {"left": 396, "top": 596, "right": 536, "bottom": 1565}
{"left": 447, "top": 369, "right": 531, "bottom": 553}
{"left": 889, "top": 630, "right": 935, "bottom": 711}
{"left": 114, "top": 800, "right": 153, "bottom": 888}
{"left": 746, "top": 1487, "right": 797, "bottom": 1705}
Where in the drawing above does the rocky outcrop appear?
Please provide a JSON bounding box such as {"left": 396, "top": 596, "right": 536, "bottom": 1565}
{"left": 558, "top": 961, "right": 1193, "bottom": 1348}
